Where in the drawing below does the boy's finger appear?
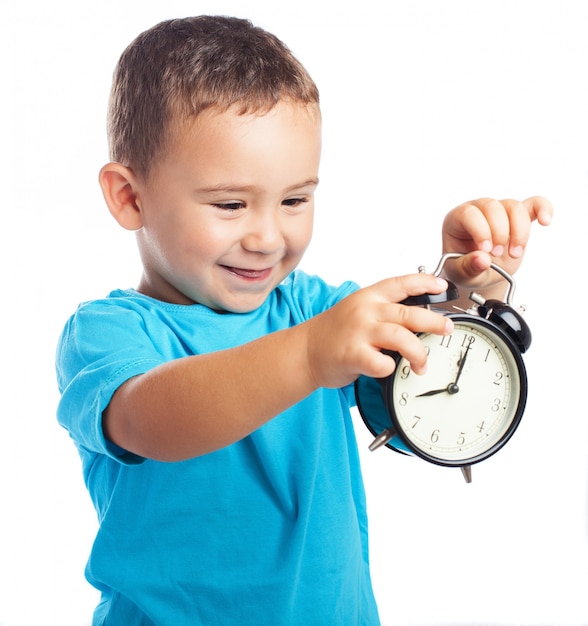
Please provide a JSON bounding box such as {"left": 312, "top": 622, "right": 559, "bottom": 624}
{"left": 523, "top": 195, "right": 554, "bottom": 226}
{"left": 476, "top": 198, "right": 512, "bottom": 254}
{"left": 444, "top": 250, "right": 493, "bottom": 282}
{"left": 374, "top": 273, "right": 450, "bottom": 303}
{"left": 499, "top": 199, "right": 531, "bottom": 257}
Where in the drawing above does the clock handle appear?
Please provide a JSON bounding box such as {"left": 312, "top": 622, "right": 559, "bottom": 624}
{"left": 431, "top": 252, "right": 517, "bottom": 305}
{"left": 431, "top": 252, "right": 531, "bottom": 352}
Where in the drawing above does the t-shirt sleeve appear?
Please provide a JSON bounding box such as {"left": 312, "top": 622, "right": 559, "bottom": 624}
{"left": 56, "top": 300, "right": 165, "bottom": 464}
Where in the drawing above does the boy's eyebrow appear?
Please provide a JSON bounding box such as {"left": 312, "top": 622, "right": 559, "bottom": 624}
{"left": 195, "top": 178, "right": 320, "bottom": 195}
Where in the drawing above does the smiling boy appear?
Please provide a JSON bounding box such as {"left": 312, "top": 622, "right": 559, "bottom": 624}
{"left": 103, "top": 102, "right": 319, "bottom": 313}
{"left": 56, "top": 15, "right": 552, "bottom": 625}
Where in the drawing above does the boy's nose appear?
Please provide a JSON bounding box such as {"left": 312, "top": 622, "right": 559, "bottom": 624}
{"left": 241, "top": 211, "right": 285, "bottom": 254}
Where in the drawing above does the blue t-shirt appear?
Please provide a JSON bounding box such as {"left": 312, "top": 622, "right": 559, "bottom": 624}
{"left": 56, "top": 271, "right": 380, "bottom": 625}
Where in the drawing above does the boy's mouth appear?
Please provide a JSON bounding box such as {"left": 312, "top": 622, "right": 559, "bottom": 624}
{"left": 222, "top": 266, "right": 273, "bottom": 281}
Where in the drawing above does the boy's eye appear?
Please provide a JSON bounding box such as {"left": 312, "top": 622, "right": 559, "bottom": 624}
{"left": 213, "top": 201, "right": 245, "bottom": 211}
{"left": 282, "top": 197, "right": 309, "bottom": 208}
{"left": 212, "top": 197, "right": 310, "bottom": 211}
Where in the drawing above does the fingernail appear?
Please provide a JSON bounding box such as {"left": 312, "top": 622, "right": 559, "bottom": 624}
{"left": 510, "top": 244, "right": 523, "bottom": 258}
{"left": 492, "top": 245, "right": 504, "bottom": 256}
{"left": 445, "top": 319, "right": 454, "bottom": 334}
{"left": 481, "top": 240, "right": 492, "bottom": 253}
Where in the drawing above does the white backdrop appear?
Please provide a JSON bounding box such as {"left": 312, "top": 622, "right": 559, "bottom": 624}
{"left": 1, "top": 1, "right": 587, "bottom": 625}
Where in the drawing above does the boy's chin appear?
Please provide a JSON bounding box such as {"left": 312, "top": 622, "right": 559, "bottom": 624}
{"left": 212, "top": 295, "right": 272, "bottom": 314}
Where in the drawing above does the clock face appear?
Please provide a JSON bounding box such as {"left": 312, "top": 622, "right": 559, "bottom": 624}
{"left": 387, "top": 315, "right": 527, "bottom": 466}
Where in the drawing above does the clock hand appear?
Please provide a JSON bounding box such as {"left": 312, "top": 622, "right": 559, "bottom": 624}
{"left": 416, "top": 387, "right": 450, "bottom": 397}
{"left": 417, "top": 339, "right": 475, "bottom": 398}
{"left": 416, "top": 349, "right": 465, "bottom": 397}
{"left": 451, "top": 337, "right": 475, "bottom": 391}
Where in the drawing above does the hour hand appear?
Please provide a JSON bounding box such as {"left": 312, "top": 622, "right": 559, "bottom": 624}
{"left": 416, "top": 387, "right": 449, "bottom": 397}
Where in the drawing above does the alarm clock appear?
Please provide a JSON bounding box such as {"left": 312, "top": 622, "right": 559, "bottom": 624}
{"left": 355, "top": 253, "right": 531, "bottom": 483}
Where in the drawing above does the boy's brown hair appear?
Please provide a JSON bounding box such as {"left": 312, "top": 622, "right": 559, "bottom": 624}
{"left": 107, "top": 15, "right": 320, "bottom": 177}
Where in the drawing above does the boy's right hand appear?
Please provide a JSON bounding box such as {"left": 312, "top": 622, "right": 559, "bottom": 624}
{"left": 305, "top": 273, "right": 454, "bottom": 389}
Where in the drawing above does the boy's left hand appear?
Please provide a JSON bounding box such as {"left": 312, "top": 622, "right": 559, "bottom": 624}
{"left": 441, "top": 196, "right": 553, "bottom": 292}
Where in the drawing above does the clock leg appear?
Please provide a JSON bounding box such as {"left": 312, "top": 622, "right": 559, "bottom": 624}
{"left": 461, "top": 465, "right": 472, "bottom": 483}
{"left": 368, "top": 428, "right": 396, "bottom": 451}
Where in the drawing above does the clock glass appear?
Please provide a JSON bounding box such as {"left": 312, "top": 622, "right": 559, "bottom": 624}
{"left": 388, "top": 315, "right": 527, "bottom": 465}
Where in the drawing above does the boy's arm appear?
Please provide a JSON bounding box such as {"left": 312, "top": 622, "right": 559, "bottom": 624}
{"left": 103, "top": 273, "right": 453, "bottom": 462}
{"left": 439, "top": 196, "right": 553, "bottom": 308}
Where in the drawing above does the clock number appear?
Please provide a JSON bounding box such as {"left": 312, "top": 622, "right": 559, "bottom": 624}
{"left": 440, "top": 335, "right": 453, "bottom": 348}
{"left": 461, "top": 335, "right": 476, "bottom": 348}
{"left": 412, "top": 415, "right": 421, "bottom": 429}
{"left": 477, "top": 421, "right": 486, "bottom": 433}
{"left": 491, "top": 398, "right": 501, "bottom": 412}
{"left": 399, "top": 392, "right": 409, "bottom": 406}
{"left": 400, "top": 364, "right": 411, "bottom": 380}
{"left": 430, "top": 429, "right": 440, "bottom": 444}
{"left": 493, "top": 371, "right": 504, "bottom": 386}
{"left": 457, "top": 432, "right": 466, "bottom": 446}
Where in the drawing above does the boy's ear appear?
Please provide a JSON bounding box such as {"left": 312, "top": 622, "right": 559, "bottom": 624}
{"left": 99, "top": 162, "right": 144, "bottom": 231}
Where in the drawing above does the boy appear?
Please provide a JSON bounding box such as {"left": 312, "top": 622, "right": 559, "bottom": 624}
{"left": 56, "top": 15, "right": 552, "bottom": 625}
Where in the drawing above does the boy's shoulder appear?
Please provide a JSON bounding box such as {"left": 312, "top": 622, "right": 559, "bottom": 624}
{"left": 277, "top": 270, "right": 359, "bottom": 316}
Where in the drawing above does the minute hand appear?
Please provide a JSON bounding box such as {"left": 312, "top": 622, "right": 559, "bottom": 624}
{"left": 451, "top": 337, "right": 475, "bottom": 391}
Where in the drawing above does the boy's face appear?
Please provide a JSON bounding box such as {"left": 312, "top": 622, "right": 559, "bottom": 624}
{"left": 133, "top": 102, "right": 321, "bottom": 312}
